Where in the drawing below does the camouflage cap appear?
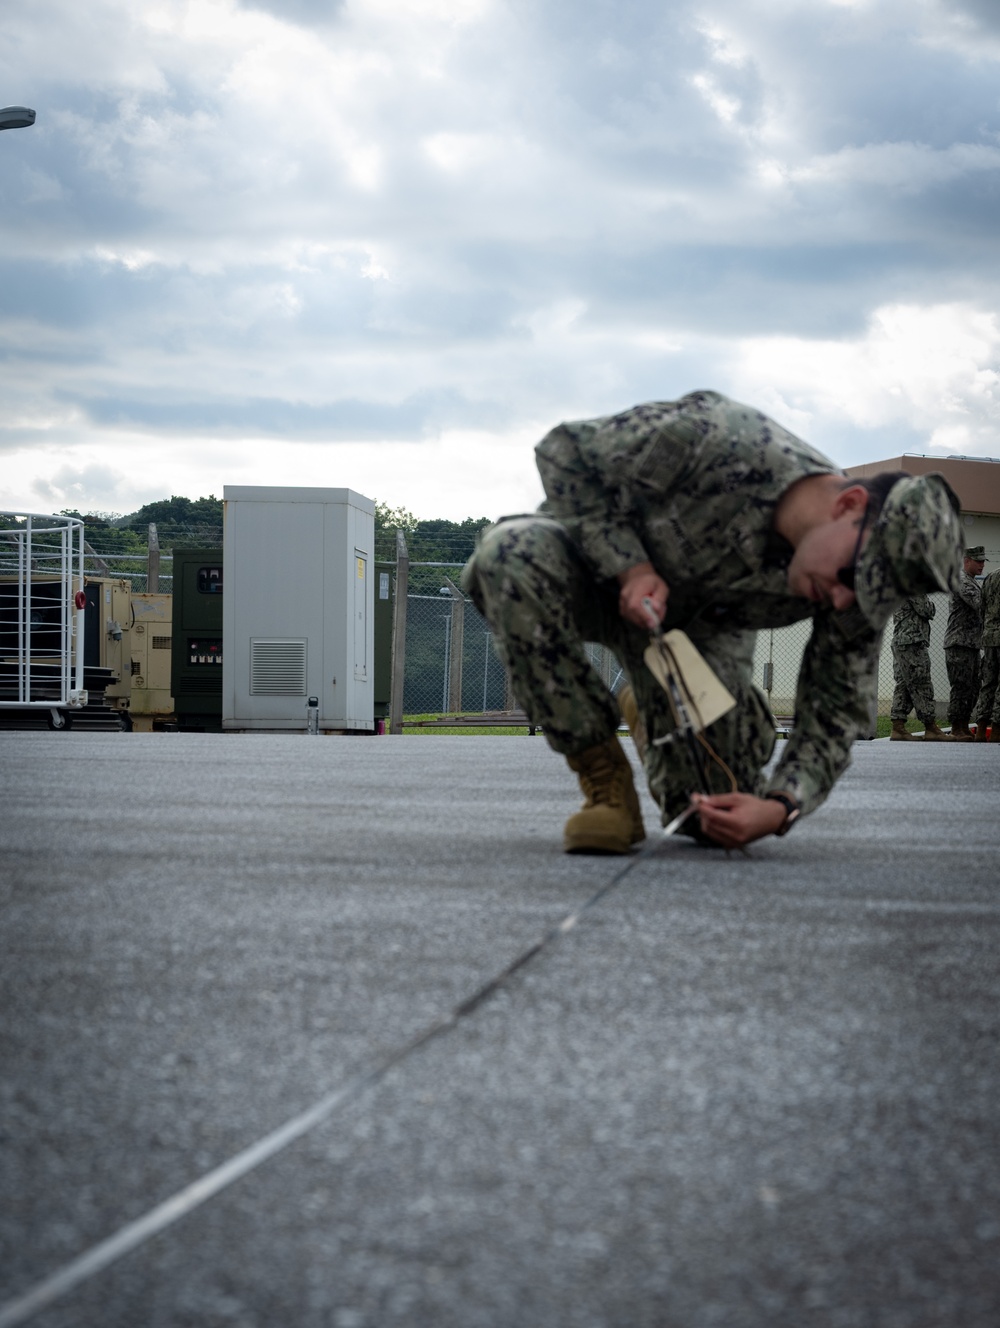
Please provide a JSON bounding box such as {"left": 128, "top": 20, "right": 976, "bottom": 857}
{"left": 855, "top": 473, "right": 962, "bottom": 631}
{"left": 964, "top": 545, "right": 987, "bottom": 561}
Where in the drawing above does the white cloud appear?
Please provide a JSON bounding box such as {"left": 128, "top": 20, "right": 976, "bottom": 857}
{"left": 2, "top": 427, "right": 545, "bottom": 522}
{"left": 787, "top": 140, "right": 1000, "bottom": 192}
{"left": 21, "top": 168, "right": 66, "bottom": 204}
{"left": 690, "top": 73, "right": 743, "bottom": 126}
{"left": 730, "top": 302, "right": 1000, "bottom": 461}
{"left": 914, "top": 0, "right": 1000, "bottom": 61}
{"left": 4, "top": 0, "right": 1000, "bottom": 520}
{"left": 30, "top": 462, "right": 132, "bottom": 510}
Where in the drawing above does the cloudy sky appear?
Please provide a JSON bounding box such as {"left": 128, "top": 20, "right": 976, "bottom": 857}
{"left": 2, "top": 0, "right": 1000, "bottom": 522}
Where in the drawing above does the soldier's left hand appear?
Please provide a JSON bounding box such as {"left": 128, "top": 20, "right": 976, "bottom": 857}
{"left": 690, "top": 792, "right": 789, "bottom": 847}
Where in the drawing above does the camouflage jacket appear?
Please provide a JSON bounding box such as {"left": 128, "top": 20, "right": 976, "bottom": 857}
{"left": 534, "top": 390, "right": 881, "bottom": 817}
{"left": 980, "top": 568, "right": 1000, "bottom": 648}
{"left": 891, "top": 595, "right": 935, "bottom": 649}
{"left": 943, "top": 570, "right": 982, "bottom": 649}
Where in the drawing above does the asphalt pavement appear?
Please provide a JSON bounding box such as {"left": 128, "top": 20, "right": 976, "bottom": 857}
{"left": 1, "top": 730, "right": 998, "bottom": 1328}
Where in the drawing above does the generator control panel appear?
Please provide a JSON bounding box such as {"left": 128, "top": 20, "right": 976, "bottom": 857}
{"left": 188, "top": 638, "right": 223, "bottom": 666}
{"left": 171, "top": 548, "right": 224, "bottom": 729}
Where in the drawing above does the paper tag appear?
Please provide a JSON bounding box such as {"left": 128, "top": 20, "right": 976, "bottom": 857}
{"left": 642, "top": 630, "right": 736, "bottom": 732}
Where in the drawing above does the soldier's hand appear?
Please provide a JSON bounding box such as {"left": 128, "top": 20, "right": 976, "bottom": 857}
{"left": 617, "top": 562, "right": 669, "bottom": 628}
{"left": 690, "top": 792, "right": 788, "bottom": 847}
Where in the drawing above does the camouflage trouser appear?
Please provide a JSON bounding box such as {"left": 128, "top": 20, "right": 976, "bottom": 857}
{"left": 974, "top": 645, "right": 1000, "bottom": 730}
{"left": 462, "top": 516, "right": 776, "bottom": 825}
{"left": 890, "top": 643, "right": 936, "bottom": 723}
{"left": 946, "top": 645, "right": 981, "bottom": 728}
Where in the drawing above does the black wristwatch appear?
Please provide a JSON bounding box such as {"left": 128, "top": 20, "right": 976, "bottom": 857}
{"left": 765, "top": 792, "right": 801, "bottom": 836}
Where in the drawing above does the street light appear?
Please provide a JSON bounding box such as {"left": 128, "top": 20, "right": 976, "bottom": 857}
{"left": 0, "top": 107, "right": 36, "bottom": 131}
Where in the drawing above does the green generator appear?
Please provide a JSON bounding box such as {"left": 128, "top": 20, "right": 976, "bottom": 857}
{"left": 171, "top": 548, "right": 224, "bottom": 731}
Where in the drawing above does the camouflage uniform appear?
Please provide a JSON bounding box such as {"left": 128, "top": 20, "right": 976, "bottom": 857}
{"left": 463, "top": 391, "right": 882, "bottom": 824}
{"left": 973, "top": 567, "right": 1000, "bottom": 733}
{"left": 890, "top": 595, "right": 937, "bottom": 725}
{"left": 944, "top": 569, "right": 983, "bottom": 729}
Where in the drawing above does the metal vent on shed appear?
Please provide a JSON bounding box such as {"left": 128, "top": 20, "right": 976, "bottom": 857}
{"left": 250, "top": 638, "right": 307, "bottom": 695}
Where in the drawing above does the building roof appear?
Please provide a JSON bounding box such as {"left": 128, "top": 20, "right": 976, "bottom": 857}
{"left": 844, "top": 454, "right": 1000, "bottom": 515}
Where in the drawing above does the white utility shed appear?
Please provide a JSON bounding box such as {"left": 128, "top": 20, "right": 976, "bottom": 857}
{"left": 222, "top": 485, "right": 375, "bottom": 732}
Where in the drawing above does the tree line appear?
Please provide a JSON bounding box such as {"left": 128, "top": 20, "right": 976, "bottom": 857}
{"left": 52, "top": 496, "right": 494, "bottom": 567}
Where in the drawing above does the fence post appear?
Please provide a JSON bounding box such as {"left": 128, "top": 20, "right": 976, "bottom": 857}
{"left": 83, "top": 539, "right": 111, "bottom": 577}
{"left": 443, "top": 577, "right": 465, "bottom": 712}
{"left": 389, "top": 530, "right": 409, "bottom": 734}
{"left": 147, "top": 523, "right": 160, "bottom": 594}
{"left": 504, "top": 668, "right": 516, "bottom": 712}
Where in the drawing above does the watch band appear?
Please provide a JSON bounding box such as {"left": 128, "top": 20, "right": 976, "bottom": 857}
{"left": 765, "top": 792, "right": 801, "bottom": 836}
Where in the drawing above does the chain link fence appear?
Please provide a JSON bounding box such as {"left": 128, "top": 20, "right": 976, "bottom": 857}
{"left": 402, "top": 589, "right": 626, "bottom": 716}
{"left": 11, "top": 539, "right": 951, "bottom": 726}
{"left": 0, "top": 551, "right": 175, "bottom": 595}
{"left": 753, "top": 591, "right": 954, "bottom": 721}
{"left": 403, "top": 594, "right": 504, "bottom": 714}
{"left": 79, "top": 553, "right": 174, "bottom": 594}
{"left": 401, "top": 572, "right": 954, "bottom": 726}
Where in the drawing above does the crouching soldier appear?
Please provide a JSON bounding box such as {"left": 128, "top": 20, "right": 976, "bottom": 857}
{"left": 464, "top": 391, "right": 963, "bottom": 852}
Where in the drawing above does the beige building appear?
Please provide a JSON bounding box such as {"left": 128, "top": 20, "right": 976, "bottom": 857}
{"left": 844, "top": 453, "right": 1000, "bottom": 565}
{"left": 756, "top": 454, "right": 1000, "bottom": 723}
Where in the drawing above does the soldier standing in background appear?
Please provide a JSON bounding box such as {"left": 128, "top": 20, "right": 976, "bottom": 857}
{"left": 464, "top": 391, "right": 963, "bottom": 852}
{"left": 944, "top": 546, "right": 986, "bottom": 741}
{"left": 889, "top": 595, "right": 954, "bottom": 741}
{"left": 973, "top": 564, "right": 1000, "bottom": 742}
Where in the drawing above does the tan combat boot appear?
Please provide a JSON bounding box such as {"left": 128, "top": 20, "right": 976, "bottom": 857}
{"left": 949, "top": 723, "right": 975, "bottom": 742}
{"left": 890, "top": 719, "right": 914, "bottom": 741}
{"left": 922, "top": 719, "right": 956, "bottom": 742}
{"left": 564, "top": 737, "right": 645, "bottom": 854}
{"left": 973, "top": 725, "right": 989, "bottom": 742}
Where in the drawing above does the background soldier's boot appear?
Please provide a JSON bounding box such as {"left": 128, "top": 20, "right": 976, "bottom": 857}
{"left": 974, "top": 725, "right": 989, "bottom": 742}
{"left": 949, "top": 723, "right": 975, "bottom": 741}
{"left": 564, "top": 738, "right": 645, "bottom": 854}
{"left": 889, "top": 719, "right": 913, "bottom": 741}
{"left": 617, "top": 683, "right": 648, "bottom": 762}
{"left": 921, "top": 719, "right": 956, "bottom": 742}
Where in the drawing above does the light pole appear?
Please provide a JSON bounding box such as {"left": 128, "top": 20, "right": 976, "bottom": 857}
{"left": 0, "top": 107, "right": 36, "bottom": 131}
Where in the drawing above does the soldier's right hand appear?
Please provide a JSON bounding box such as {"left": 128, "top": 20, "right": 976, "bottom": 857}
{"left": 617, "top": 562, "right": 669, "bottom": 629}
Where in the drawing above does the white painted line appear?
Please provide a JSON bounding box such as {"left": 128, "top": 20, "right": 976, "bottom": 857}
{"left": 0, "top": 1080, "right": 361, "bottom": 1328}
{"left": 0, "top": 844, "right": 656, "bottom": 1326}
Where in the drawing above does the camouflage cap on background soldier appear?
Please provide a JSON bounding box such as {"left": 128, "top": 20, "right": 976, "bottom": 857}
{"left": 964, "top": 546, "right": 988, "bottom": 561}
{"left": 854, "top": 472, "right": 963, "bottom": 632}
